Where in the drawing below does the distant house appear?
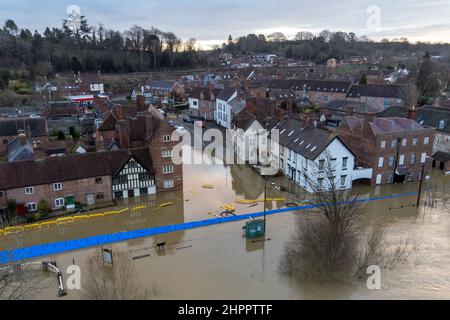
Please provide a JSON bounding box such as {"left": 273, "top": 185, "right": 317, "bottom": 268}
{"left": 346, "top": 84, "right": 408, "bottom": 111}
{"left": 0, "top": 118, "right": 48, "bottom": 157}
{"left": 135, "top": 80, "right": 185, "bottom": 102}
{"left": 187, "top": 87, "right": 221, "bottom": 120}
{"left": 215, "top": 88, "right": 238, "bottom": 128}
{"left": 267, "top": 79, "right": 352, "bottom": 106}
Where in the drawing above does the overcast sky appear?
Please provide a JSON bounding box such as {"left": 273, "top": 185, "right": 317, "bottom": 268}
{"left": 1, "top": 0, "right": 450, "bottom": 48}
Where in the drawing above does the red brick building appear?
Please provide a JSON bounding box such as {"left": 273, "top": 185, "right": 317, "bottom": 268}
{"left": 338, "top": 116, "right": 435, "bottom": 185}
{"left": 0, "top": 148, "right": 155, "bottom": 215}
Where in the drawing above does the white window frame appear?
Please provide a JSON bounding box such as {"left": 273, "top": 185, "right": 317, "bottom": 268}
{"left": 380, "top": 140, "right": 386, "bottom": 149}
{"left": 163, "top": 165, "right": 174, "bottom": 174}
{"left": 164, "top": 180, "right": 174, "bottom": 189}
{"left": 25, "top": 187, "right": 34, "bottom": 195}
{"left": 54, "top": 198, "right": 65, "bottom": 208}
{"left": 162, "top": 150, "right": 173, "bottom": 158}
{"left": 401, "top": 139, "right": 407, "bottom": 147}
{"left": 163, "top": 135, "right": 171, "bottom": 143}
{"left": 424, "top": 137, "right": 430, "bottom": 145}
{"left": 378, "top": 157, "right": 384, "bottom": 168}
{"left": 27, "top": 202, "right": 37, "bottom": 212}
{"left": 421, "top": 153, "right": 427, "bottom": 164}
{"left": 399, "top": 155, "right": 405, "bottom": 166}
{"left": 53, "top": 182, "right": 63, "bottom": 191}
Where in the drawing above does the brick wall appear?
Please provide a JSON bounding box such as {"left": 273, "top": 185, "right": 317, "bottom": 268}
{"left": 5, "top": 175, "right": 112, "bottom": 209}
{"left": 149, "top": 122, "right": 183, "bottom": 192}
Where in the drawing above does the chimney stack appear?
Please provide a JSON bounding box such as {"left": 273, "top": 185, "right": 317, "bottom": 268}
{"left": 18, "top": 129, "right": 27, "bottom": 146}
{"left": 407, "top": 105, "right": 417, "bottom": 120}
{"left": 33, "top": 140, "right": 44, "bottom": 160}
{"left": 346, "top": 106, "right": 354, "bottom": 116}
{"left": 117, "top": 120, "right": 130, "bottom": 149}
{"left": 136, "top": 95, "right": 145, "bottom": 111}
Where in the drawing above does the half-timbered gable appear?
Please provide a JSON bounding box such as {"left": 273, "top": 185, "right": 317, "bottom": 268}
{"left": 112, "top": 155, "right": 155, "bottom": 199}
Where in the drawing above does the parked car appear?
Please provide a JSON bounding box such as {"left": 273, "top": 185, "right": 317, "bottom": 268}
{"left": 183, "top": 115, "right": 195, "bottom": 123}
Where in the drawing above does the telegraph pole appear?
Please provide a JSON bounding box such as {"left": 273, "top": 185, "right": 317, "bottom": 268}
{"left": 417, "top": 164, "right": 425, "bottom": 208}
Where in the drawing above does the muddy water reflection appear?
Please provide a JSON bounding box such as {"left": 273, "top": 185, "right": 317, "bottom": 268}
{"left": 3, "top": 151, "right": 450, "bottom": 299}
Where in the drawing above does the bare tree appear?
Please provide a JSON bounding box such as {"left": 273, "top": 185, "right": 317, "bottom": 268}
{"left": 81, "top": 252, "right": 152, "bottom": 300}
{"left": 280, "top": 152, "right": 415, "bottom": 282}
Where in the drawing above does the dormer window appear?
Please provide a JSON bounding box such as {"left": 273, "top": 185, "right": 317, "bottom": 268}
{"left": 439, "top": 120, "right": 446, "bottom": 130}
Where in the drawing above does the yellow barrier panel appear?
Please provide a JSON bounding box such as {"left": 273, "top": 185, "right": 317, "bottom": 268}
{"left": 132, "top": 206, "right": 146, "bottom": 212}
{"left": 23, "top": 223, "right": 41, "bottom": 231}
{"left": 103, "top": 211, "right": 119, "bottom": 217}
{"left": 159, "top": 202, "right": 173, "bottom": 208}
{"left": 117, "top": 208, "right": 128, "bottom": 214}
{"left": 88, "top": 213, "right": 105, "bottom": 219}
{"left": 40, "top": 221, "right": 57, "bottom": 229}
{"left": 0, "top": 229, "right": 4, "bottom": 236}
{"left": 73, "top": 215, "right": 88, "bottom": 222}
{"left": 5, "top": 226, "right": 24, "bottom": 234}
{"left": 57, "top": 217, "right": 74, "bottom": 225}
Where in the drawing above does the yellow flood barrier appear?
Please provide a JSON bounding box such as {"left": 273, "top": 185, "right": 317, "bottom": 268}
{"left": 222, "top": 204, "right": 235, "bottom": 212}
{"left": 5, "top": 226, "right": 24, "bottom": 234}
{"left": 103, "top": 210, "right": 119, "bottom": 217}
{"left": 88, "top": 213, "right": 105, "bottom": 219}
{"left": 57, "top": 217, "right": 74, "bottom": 225}
{"left": 132, "top": 206, "right": 146, "bottom": 212}
{"left": 40, "top": 221, "right": 57, "bottom": 229}
{"left": 117, "top": 208, "right": 128, "bottom": 214}
{"left": 73, "top": 215, "right": 88, "bottom": 222}
{"left": 0, "top": 229, "right": 4, "bottom": 236}
{"left": 202, "top": 184, "right": 214, "bottom": 189}
{"left": 159, "top": 202, "right": 173, "bottom": 208}
{"left": 23, "top": 223, "right": 41, "bottom": 231}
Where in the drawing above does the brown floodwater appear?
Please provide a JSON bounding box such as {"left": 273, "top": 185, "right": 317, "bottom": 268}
{"left": 1, "top": 150, "right": 450, "bottom": 300}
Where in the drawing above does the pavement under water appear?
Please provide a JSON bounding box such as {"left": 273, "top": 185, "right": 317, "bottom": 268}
{"left": 1, "top": 152, "right": 450, "bottom": 299}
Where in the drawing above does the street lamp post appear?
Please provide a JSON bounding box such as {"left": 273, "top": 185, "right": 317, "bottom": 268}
{"left": 263, "top": 176, "right": 267, "bottom": 232}
{"left": 417, "top": 156, "right": 432, "bottom": 208}
{"left": 417, "top": 164, "right": 425, "bottom": 208}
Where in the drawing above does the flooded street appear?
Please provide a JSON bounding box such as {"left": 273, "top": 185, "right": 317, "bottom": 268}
{"left": 1, "top": 149, "right": 450, "bottom": 300}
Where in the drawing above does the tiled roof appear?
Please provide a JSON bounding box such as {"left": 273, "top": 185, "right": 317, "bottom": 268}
{"left": 217, "top": 88, "right": 237, "bottom": 102}
{"left": 0, "top": 148, "right": 153, "bottom": 190}
{"left": 432, "top": 151, "right": 450, "bottom": 163}
{"left": 347, "top": 84, "right": 408, "bottom": 99}
{"left": 0, "top": 118, "right": 47, "bottom": 137}
{"left": 268, "top": 79, "right": 352, "bottom": 93}
{"left": 275, "top": 119, "right": 340, "bottom": 160}
{"left": 146, "top": 81, "right": 178, "bottom": 91}
{"left": 377, "top": 106, "right": 450, "bottom": 133}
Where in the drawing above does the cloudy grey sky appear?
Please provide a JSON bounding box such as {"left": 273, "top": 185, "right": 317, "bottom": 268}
{"left": 1, "top": 0, "right": 450, "bottom": 48}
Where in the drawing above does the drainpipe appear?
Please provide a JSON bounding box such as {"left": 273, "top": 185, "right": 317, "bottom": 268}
{"left": 392, "top": 137, "right": 402, "bottom": 184}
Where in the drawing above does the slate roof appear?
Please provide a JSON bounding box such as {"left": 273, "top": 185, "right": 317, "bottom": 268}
{"left": 216, "top": 88, "right": 237, "bottom": 102}
{"left": 324, "top": 100, "right": 379, "bottom": 114}
{"left": 146, "top": 80, "right": 178, "bottom": 92}
{"left": 7, "top": 138, "right": 34, "bottom": 162}
{"left": 347, "top": 84, "right": 408, "bottom": 99}
{"left": 268, "top": 79, "right": 352, "bottom": 93}
{"left": 432, "top": 151, "right": 450, "bottom": 163}
{"left": 0, "top": 118, "right": 47, "bottom": 137}
{"left": 98, "top": 111, "right": 118, "bottom": 131}
{"left": 377, "top": 106, "right": 450, "bottom": 133}
{"left": 229, "top": 97, "right": 246, "bottom": 115}
{"left": 234, "top": 111, "right": 257, "bottom": 132}
{"left": 188, "top": 87, "right": 221, "bottom": 101}
{"left": 0, "top": 148, "right": 153, "bottom": 190}
{"left": 275, "top": 119, "right": 346, "bottom": 160}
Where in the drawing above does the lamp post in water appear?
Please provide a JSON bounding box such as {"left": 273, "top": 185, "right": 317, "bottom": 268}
{"left": 417, "top": 156, "right": 432, "bottom": 208}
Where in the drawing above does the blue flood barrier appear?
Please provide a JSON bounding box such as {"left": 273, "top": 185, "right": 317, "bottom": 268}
{"left": 0, "top": 191, "right": 418, "bottom": 264}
